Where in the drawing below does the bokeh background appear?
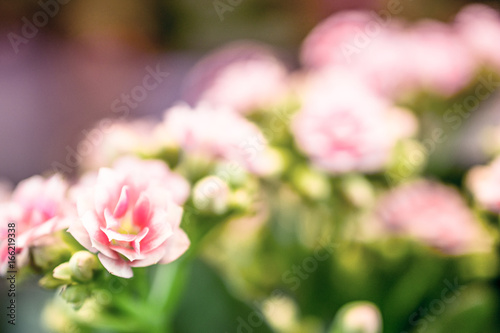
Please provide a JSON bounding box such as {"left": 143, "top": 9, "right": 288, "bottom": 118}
{"left": 2, "top": 0, "right": 500, "bottom": 332}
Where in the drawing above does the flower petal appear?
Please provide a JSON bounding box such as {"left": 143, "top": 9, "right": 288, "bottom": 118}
{"left": 159, "top": 229, "right": 190, "bottom": 264}
{"left": 133, "top": 193, "right": 151, "bottom": 228}
{"left": 98, "top": 253, "right": 133, "bottom": 278}
{"left": 129, "top": 245, "right": 167, "bottom": 267}
{"left": 113, "top": 186, "right": 130, "bottom": 219}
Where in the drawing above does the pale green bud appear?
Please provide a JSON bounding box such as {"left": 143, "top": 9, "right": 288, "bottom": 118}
{"left": 69, "top": 251, "right": 99, "bottom": 282}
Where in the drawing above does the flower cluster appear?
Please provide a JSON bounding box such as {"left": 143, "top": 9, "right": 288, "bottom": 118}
{"left": 3, "top": 4, "right": 500, "bottom": 333}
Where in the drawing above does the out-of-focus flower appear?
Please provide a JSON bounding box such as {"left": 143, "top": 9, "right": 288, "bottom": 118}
{"left": 376, "top": 180, "right": 490, "bottom": 254}
{"left": 82, "top": 119, "right": 171, "bottom": 171}
{"left": 301, "top": 10, "right": 477, "bottom": 98}
{"left": 261, "top": 294, "right": 299, "bottom": 333}
{"left": 292, "top": 69, "right": 417, "bottom": 173}
{"left": 0, "top": 175, "right": 72, "bottom": 273}
{"left": 112, "top": 156, "right": 190, "bottom": 205}
{"left": 68, "top": 158, "right": 190, "bottom": 278}
{"left": 193, "top": 176, "right": 230, "bottom": 214}
{"left": 402, "top": 21, "right": 476, "bottom": 96}
{"left": 162, "top": 103, "right": 277, "bottom": 175}
{"left": 300, "top": 10, "right": 395, "bottom": 69}
{"left": 466, "top": 156, "right": 500, "bottom": 212}
{"left": 182, "top": 42, "right": 288, "bottom": 114}
{"left": 338, "top": 302, "right": 382, "bottom": 333}
{"left": 455, "top": 4, "right": 500, "bottom": 72}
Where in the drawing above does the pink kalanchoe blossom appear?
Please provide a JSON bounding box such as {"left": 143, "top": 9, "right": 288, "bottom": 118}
{"left": 300, "top": 11, "right": 383, "bottom": 69}
{"left": 182, "top": 42, "right": 288, "bottom": 114}
{"left": 301, "top": 10, "right": 477, "bottom": 97}
{"left": 455, "top": 4, "right": 500, "bottom": 72}
{"left": 68, "top": 157, "right": 190, "bottom": 278}
{"left": 402, "top": 21, "right": 477, "bottom": 96}
{"left": 376, "top": 180, "right": 490, "bottom": 255}
{"left": 0, "top": 175, "right": 72, "bottom": 273}
{"left": 162, "top": 103, "right": 275, "bottom": 175}
{"left": 292, "top": 69, "right": 417, "bottom": 173}
{"left": 466, "top": 156, "right": 500, "bottom": 213}
{"left": 82, "top": 119, "right": 163, "bottom": 171}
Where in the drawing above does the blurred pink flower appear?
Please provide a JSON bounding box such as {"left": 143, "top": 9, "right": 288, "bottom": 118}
{"left": 466, "top": 156, "right": 500, "bottom": 212}
{"left": 301, "top": 10, "right": 477, "bottom": 97}
{"left": 68, "top": 157, "right": 190, "bottom": 278}
{"left": 82, "top": 119, "right": 161, "bottom": 171}
{"left": 0, "top": 175, "right": 72, "bottom": 273}
{"left": 162, "top": 103, "right": 276, "bottom": 175}
{"left": 292, "top": 69, "right": 416, "bottom": 173}
{"left": 300, "top": 10, "right": 390, "bottom": 69}
{"left": 376, "top": 180, "right": 490, "bottom": 254}
{"left": 182, "top": 42, "right": 289, "bottom": 114}
{"left": 455, "top": 4, "right": 500, "bottom": 72}
{"left": 402, "top": 21, "right": 477, "bottom": 96}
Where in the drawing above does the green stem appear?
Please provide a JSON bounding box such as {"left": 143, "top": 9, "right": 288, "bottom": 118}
{"left": 147, "top": 259, "right": 189, "bottom": 333}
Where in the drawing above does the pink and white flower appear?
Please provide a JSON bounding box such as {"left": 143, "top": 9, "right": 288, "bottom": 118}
{"left": 182, "top": 42, "right": 288, "bottom": 114}
{"left": 455, "top": 4, "right": 500, "bottom": 72}
{"left": 376, "top": 180, "right": 490, "bottom": 254}
{"left": 466, "top": 156, "right": 500, "bottom": 213}
{"left": 300, "top": 10, "right": 393, "bottom": 69}
{"left": 0, "top": 175, "right": 72, "bottom": 273}
{"left": 161, "top": 103, "right": 276, "bottom": 175}
{"left": 68, "top": 157, "right": 190, "bottom": 278}
{"left": 402, "top": 21, "right": 477, "bottom": 96}
{"left": 292, "top": 69, "right": 417, "bottom": 173}
{"left": 82, "top": 119, "right": 163, "bottom": 171}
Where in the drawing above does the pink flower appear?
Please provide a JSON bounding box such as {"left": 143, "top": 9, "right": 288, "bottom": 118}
{"left": 455, "top": 4, "right": 500, "bottom": 72}
{"left": 300, "top": 10, "right": 391, "bottom": 69}
{"left": 68, "top": 157, "right": 190, "bottom": 278}
{"left": 161, "top": 103, "right": 275, "bottom": 175}
{"left": 402, "top": 21, "right": 477, "bottom": 96}
{"left": 0, "top": 175, "right": 71, "bottom": 273}
{"left": 82, "top": 119, "right": 162, "bottom": 171}
{"left": 466, "top": 157, "right": 500, "bottom": 212}
{"left": 301, "top": 10, "right": 477, "bottom": 97}
{"left": 376, "top": 180, "right": 490, "bottom": 254}
{"left": 292, "top": 69, "right": 416, "bottom": 173}
{"left": 182, "top": 42, "right": 288, "bottom": 114}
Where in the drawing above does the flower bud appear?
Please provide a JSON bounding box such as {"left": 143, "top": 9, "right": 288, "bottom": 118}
{"left": 69, "top": 251, "right": 99, "bottom": 282}
{"left": 329, "top": 301, "right": 382, "bottom": 333}
{"left": 193, "top": 176, "right": 230, "bottom": 214}
{"left": 39, "top": 274, "right": 68, "bottom": 289}
{"left": 31, "top": 241, "right": 72, "bottom": 272}
{"left": 291, "top": 166, "right": 330, "bottom": 200}
{"left": 60, "top": 285, "right": 90, "bottom": 309}
{"left": 341, "top": 175, "right": 374, "bottom": 208}
{"left": 52, "top": 262, "right": 73, "bottom": 282}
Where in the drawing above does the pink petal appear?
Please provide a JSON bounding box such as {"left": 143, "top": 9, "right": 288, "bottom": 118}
{"left": 133, "top": 193, "right": 151, "bottom": 228}
{"left": 98, "top": 253, "right": 133, "bottom": 278}
{"left": 104, "top": 208, "right": 121, "bottom": 230}
{"left": 159, "top": 229, "right": 190, "bottom": 264}
{"left": 81, "top": 212, "right": 117, "bottom": 259}
{"left": 167, "top": 201, "right": 184, "bottom": 229}
{"left": 133, "top": 227, "right": 149, "bottom": 254}
{"left": 108, "top": 245, "right": 145, "bottom": 261}
{"left": 100, "top": 227, "right": 138, "bottom": 242}
{"left": 94, "top": 168, "right": 121, "bottom": 216}
{"left": 139, "top": 210, "right": 173, "bottom": 253}
{"left": 129, "top": 245, "right": 167, "bottom": 267}
{"left": 113, "top": 186, "right": 130, "bottom": 219}
{"left": 67, "top": 218, "right": 94, "bottom": 251}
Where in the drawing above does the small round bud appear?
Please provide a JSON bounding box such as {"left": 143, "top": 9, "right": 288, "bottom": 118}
{"left": 69, "top": 251, "right": 99, "bottom": 282}
{"left": 193, "top": 176, "right": 230, "bottom": 214}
